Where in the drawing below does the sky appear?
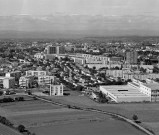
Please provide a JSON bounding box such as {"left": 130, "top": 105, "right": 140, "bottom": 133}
{"left": 0, "top": 0, "right": 159, "bottom": 16}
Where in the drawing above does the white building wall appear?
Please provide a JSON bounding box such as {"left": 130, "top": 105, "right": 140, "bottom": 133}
{"left": 3, "top": 78, "right": 15, "bottom": 89}
{"left": 26, "top": 71, "right": 47, "bottom": 76}
{"left": 38, "top": 76, "right": 55, "bottom": 85}
{"left": 50, "top": 84, "right": 63, "bottom": 96}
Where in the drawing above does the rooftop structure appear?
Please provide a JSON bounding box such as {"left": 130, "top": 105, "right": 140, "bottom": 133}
{"left": 100, "top": 85, "right": 150, "bottom": 103}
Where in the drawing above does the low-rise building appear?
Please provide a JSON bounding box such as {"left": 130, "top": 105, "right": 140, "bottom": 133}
{"left": 0, "top": 77, "right": 15, "bottom": 89}
{"left": 100, "top": 85, "right": 150, "bottom": 103}
{"left": 26, "top": 70, "right": 47, "bottom": 76}
{"left": 5, "top": 71, "right": 21, "bottom": 81}
{"left": 123, "top": 72, "right": 159, "bottom": 81}
{"left": 19, "top": 76, "right": 34, "bottom": 88}
{"left": 72, "top": 57, "right": 86, "bottom": 65}
{"left": 34, "top": 52, "right": 45, "bottom": 59}
{"left": 38, "top": 76, "right": 55, "bottom": 85}
{"left": 105, "top": 70, "right": 123, "bottom": 78}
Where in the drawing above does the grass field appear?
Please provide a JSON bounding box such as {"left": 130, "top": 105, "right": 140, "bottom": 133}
{"left": 0, "top": 97, "right": 148, "bottom": 135}
{"left": 42, "top": 94, "right": 159, "bottom": 135}
{"left": 29, "top": 119, "right": 146, "bottom": 135}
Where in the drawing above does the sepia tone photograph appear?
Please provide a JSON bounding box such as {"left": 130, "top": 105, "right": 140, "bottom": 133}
{"left": 0, "top": 0, "right": 159, "bottom": 135}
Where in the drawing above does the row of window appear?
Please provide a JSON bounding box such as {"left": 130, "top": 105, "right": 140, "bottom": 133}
{"left": 27, "top": 71, "right": 46, "bottom": 76}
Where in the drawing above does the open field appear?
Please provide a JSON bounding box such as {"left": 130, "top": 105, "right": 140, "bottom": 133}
{"left": 42, "top": 95, "right": 159, "bottom": 135}
{"left": 96, "top": 103, "right": 159, "bottom": 135}
{"left": 29, "top": 119, "right": 146, "bottom": 135}
{"left": 0, "top": 98, "right": 148, "bottom": 135}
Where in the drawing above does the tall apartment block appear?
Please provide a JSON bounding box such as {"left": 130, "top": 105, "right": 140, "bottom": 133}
{"left": 125, "top": 50, "right": 138, "bottom": 64}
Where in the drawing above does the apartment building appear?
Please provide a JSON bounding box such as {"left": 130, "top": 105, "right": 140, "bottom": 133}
{"left": 26, "top": 70, "right": 47, "bottom": 77}
{"left": 38, "top": 76, "right": 55, "bottom": 85}
{"left": 19, "top": 76, "right": 34, "bottom": 88}
{"left": 50, "top": 83, "right": 63, "bottom": 96}
{"left": 5, "top": 71, "right": 21, "bottom": 81}
{"left": 0, "top": 77, "right": 15, "bottom": 89}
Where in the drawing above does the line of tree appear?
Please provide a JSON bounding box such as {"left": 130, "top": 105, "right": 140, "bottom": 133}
{"left": 17, "top": 124, "right": 36, "bottom": 135}
{"left": 0, "top": 97, "right": 24, "bottom": 103}
{"left": 0, "top": 116, "right": 13, "bottom": 127}
{"left": 0, "top": 115, "right": 36, "bottom": 135}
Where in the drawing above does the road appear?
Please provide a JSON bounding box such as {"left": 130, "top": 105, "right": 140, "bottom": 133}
{"left": 0, "top": 123, "right": 22, "bottom": 135}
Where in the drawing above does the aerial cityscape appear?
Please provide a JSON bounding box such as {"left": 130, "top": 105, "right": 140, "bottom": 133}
{"left": 0, "top": 0, "right": 159, "bottom": 135}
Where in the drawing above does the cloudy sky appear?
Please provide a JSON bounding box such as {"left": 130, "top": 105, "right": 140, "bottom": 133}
{"left": 0, "top": 0, "right": 159, "bottom": 16}
{"left": 0, "top": 0, "right": 159, "bottom": 37}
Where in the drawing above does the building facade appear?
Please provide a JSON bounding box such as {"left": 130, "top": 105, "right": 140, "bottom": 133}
{"left": 50, "top": 84, "right": 63, "bottom": 96}
{"left": 129, "top": 79, "right": 159, "bottom": 102}
{"left": 38, "top": 76, "right": 55, "bottom": 85}
{"left": 5, "top": 71, "right": 21, "bottom": 81}
{"left": 26, "top": 70, "right": 47, "bottom": 77}
{"left": 46, "top": 45, "right": 65, "bottom": 55}
{"left": 0, "top": 77, "right": 15, "bottom": 89}
{"left": 19, "top": 76, "right": 34, "bottom": 88}
{"left": 125, "top": 50, "right": 138, "bottom": 64}
{"left": 34, "top": 53, "right": 45, "bottom": 59}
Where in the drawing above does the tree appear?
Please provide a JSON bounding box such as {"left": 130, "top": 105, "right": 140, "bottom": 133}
{"left": 132, "top": 114, "right": 138, "bottom": 121}
{"left": 92, "top": 66, "right": 96, "bottom": 70}
{"left": 76, "top": 85, "right": 84, "bottom": 91}
{"left": 0, "top": 117, "right": 7, "bottom": 124}
{"left": 99, "top": 91, "right": 104, "bottom": 98}
{"left": 114, "top": 66, "right": 120, "bottom": 70}
{"left": 17, "top": 125, "right": 26, "bottom": 132}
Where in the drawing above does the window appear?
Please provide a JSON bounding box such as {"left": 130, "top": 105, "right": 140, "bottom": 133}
{"left": 60, "top": 90, "right": 63, "bottom": 94}
{"left": 40, "top": 72, "right": 45, "bottom": 76}
{"left": 34, "top": 72, "right": 38, "bottom": 76}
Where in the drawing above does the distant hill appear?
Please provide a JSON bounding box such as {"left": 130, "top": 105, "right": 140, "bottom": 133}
{"left": 0, "top": 14, "right": 159, "bottom": 38}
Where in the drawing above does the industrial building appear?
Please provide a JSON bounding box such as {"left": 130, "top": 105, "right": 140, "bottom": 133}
{"left": 100, "top": 78, "right": 159, "bottom": 103}
{"left": 100, "top": 85, "right": 150, "bottom": 103}
{"left": 129, "top": 79, "right": 159, "bottom": 102}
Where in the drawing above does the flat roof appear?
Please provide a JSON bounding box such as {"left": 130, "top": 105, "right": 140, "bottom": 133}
{"left": 144, "top": 83, "right": 159, "bottom": 90}
{"left": 100, "top": 85, "right": 149, "bottom": 98}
